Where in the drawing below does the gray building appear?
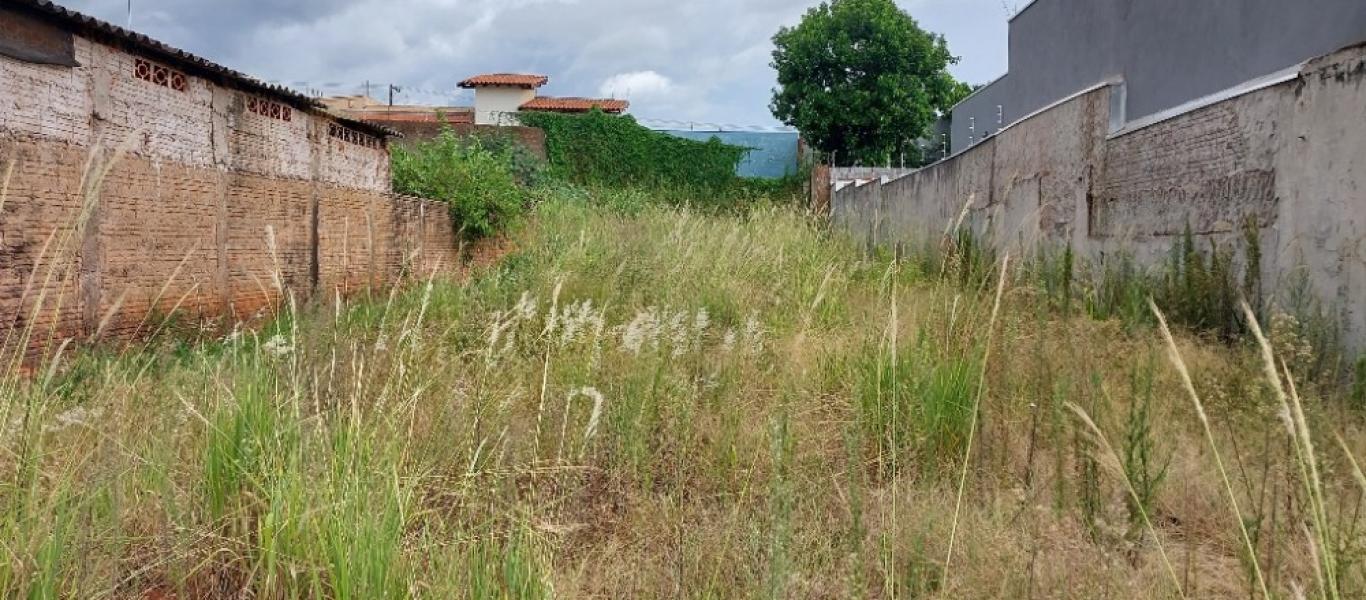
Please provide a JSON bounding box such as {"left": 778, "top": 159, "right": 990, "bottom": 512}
{"left": 950, "top": 0, "right": 1366, "bottom": 153}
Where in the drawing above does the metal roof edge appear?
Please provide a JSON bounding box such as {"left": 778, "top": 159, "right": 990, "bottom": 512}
{"left": 1007, "top": 0, "right": 1044, "bottom": 24}
{"left": 1107, "top": 65, "right": 1301, "bottom": 139}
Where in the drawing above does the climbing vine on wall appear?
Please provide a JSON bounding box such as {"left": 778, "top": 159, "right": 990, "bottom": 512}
{"left": 518, "top": 109, "right": 748, "bottom": 191}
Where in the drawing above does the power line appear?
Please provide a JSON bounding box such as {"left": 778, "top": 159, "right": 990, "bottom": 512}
{"left": 263, "top": 80, "right": 472, "bottom": 102}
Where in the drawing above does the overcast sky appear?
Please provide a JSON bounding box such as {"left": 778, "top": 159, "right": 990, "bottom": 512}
{"left": 64, "top": 0, "right": 1018, "bottom": 128}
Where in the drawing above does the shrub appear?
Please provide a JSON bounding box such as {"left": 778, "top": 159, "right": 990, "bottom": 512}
{"left": 391, "top": 130, "right": 526, "bottom": 239}
{"left": 1153, "top": 224, "right": 1243, "bottom": 340}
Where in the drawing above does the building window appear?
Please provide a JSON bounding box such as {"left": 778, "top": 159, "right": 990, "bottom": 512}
{"left": 328, "top": 122, "right": 381, "bottom": 149}
{"left": 134, "top": 58, "right": 187, "bottom": 92}
{"left": 247, "top": 97, "right": 293, "bottom": 122}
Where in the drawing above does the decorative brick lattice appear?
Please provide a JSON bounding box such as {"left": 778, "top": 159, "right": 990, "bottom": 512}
{"left": 247, "top": 97, "right": 292, "bottom": 121}
{"left": 328, "top": 122, "right": 381, "bottom": 149}
{"left": 133, "top": 58, "right": 186, "bottom": 92}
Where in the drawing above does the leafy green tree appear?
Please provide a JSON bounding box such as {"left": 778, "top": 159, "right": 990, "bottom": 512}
{"left": 770, "top": 0, "right": 971, "bottom": 166}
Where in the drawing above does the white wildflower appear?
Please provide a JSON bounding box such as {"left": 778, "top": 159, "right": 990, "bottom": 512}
{"left": 45, "top": 405, "right": 104, "bottom": 434}
{"left": 559, "top": 299, "right": 596, "bottom": 344}
{"left": 743, "top": 312, "right": 764, "bottom": 353}
{"left": 223, "top": 326, "right": 243, "bottom": 345}
{"left": 579, "top": 387, "right": 606, "bottom": 442}
{"left": 668, "top": 311, "right": 689, "bottom": 357}
{"left": 542, "top": 280, "right": 565, "bottom": 337}
{"left": 262, "top": 333, "right": 293, "bottom": 357}
{"left": 721, "top": 328, "right": 737, "bottom": 353}
{"left": 515, "top": 291, "right": 538, "bottom": 322}
{"left": 487, "top": 312, "right": 507, "bottom": 353}
{"left": 693, "top": 307, "right": 710, "bottom": 333}
{"left": 621, "top": 307, "right": 661, "bottom": 355}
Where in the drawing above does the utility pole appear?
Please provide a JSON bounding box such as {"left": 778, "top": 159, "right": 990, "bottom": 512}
{"left": 388, "top": 84, "right": 402, "bottom": 107}
{"left": 126, "top": 0, "right": 133, "bottom": 28}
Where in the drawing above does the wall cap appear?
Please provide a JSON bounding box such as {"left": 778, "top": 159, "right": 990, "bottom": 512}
{"left": 1108, "top": 64, "right": 1302, "bottom": 139}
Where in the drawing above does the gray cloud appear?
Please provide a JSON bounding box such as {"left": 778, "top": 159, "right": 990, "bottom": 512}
{"left": 65, "top": 0, "right": 1011, "bottom": 126}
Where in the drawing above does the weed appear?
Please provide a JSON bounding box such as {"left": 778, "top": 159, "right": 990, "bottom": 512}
{"left": 1120, "top": 353, "right": 1169, "bottom": 537}
{"left": 391, "top": 130, "right": 527, "bottom": 238}
{"left": 1353, "top": 357, "right": 1366, "bottom": 410}
{"left": 854, "top": 340, "right": 978, "bottom": 476}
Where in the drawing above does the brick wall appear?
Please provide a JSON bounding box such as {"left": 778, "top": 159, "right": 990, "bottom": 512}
{"left": 0, "top": 27, "right": 460, "bottom": 361}
{"left": 0, "top": 38, "right": 92, "bottom": 143}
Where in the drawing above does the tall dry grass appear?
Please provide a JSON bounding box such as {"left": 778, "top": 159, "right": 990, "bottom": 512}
{"left": 2, "top": 179, "right": 1366, "bottom": 598}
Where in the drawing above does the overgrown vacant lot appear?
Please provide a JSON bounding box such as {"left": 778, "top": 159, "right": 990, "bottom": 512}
{"left": 5, "top": 195, "right": 1366, "bottom": 598}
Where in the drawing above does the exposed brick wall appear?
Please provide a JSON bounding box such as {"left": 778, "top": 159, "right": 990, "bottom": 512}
{"left": 224, "top": 93, "right": 313, "bottom": 179}
{"left": 1096, "top": 93, "right": 1281, "bottom": 239}
{"left": 419, "top": 201, "right": 460, "bottom": 275}
{"left": 222, "top": 175, "right": 313, "bottom": 317}
{"left": 0, "top": 38, "right": 92, "bottom": 143}
{"left": 317, "top": 186, "right": 386, "bottom": 297}
{"left": 317, "top": 134, "right": 391, "bottom": 193}
{"left": 0, "top": 141, "right": 87, "bottom": 354}
{"left": 0, "top": 30, "right": 461, "bottom": 361}
{"left": 95, "top": 158, "right": 223, "bottom": 339}
{"left": 90, "top": 41, "right": 218, "bottom": 167}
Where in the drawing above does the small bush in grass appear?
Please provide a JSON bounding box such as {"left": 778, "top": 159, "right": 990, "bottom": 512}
{"left": 1084, "top": 250, "right": 1150, "bottom": 328}
{"left": 1121, "top": 354, "right": 1169, "bottom": 537}
{"left": 1154, "top": 224, "right": 1244, "bottom": 340}
{"left": 854, "top": 339, "right": 977, "bottom": 476}
{"left": 391, "top": 130, "right": 526, "bottom": 239}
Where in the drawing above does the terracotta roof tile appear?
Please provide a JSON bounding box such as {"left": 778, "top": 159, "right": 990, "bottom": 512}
{"left": 520, "top": 96, "right": 629, "bottom": 114}
{"left": 458, "top": 73, "right": 549, "bottom": 89}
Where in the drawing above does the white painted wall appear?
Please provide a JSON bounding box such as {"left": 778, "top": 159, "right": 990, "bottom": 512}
{"left": 473, "top": 87, "right": 536, "bottom": 125}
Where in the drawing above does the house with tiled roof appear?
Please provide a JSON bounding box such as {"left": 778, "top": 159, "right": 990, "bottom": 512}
{"left": 458, "top": 73, "right": 628, "bottom": 125}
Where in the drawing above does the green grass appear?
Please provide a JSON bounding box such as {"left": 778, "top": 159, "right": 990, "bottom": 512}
{"left": 4, "top": 188, "right": 1366, "bottom": 597}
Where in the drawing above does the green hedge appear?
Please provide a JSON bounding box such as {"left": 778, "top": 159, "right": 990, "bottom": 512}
{"left": 517, "top": 110, "right": 747, "bottom": 191}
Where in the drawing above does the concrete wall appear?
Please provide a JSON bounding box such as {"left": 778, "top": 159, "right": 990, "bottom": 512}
{"left": 952, "top": 0, "right": 1366, "bottom": 151}
{"left": 0, "top": 32, "right": 459, "bottom": 359}
{"left": 473, "top": 87, "right": 536, "bottom": 125}
{"left": 832, "top": 44, "right": 1366, "bottom": 346}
